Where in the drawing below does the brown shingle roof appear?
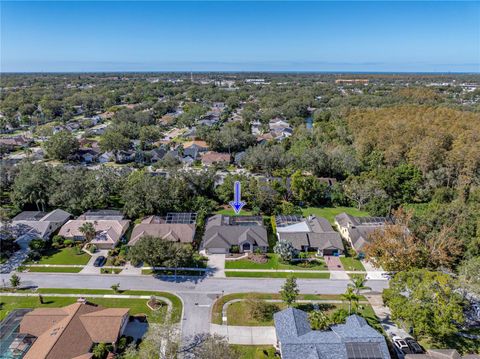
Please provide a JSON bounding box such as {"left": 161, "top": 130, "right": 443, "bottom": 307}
{"left": 20, "top": 302, "right": 128, "bottom": 359}
{"left": 129, "top": 222, "right": 195, "bottom": 245}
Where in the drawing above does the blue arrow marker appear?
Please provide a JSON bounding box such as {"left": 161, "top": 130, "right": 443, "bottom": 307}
{"left": 229, "top": 181, "right": 246, "bottom": 215}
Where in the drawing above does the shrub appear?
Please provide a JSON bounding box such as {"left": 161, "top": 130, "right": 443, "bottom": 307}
{"left": 63, "top": 239, "right": 74, "bottom": 247}
{"left": 27, "top": 250, "right": 42, "bottom": 261}
{"left": 230, "top": 245, "right": 240, "bottom": 254}
{"left": 298, "top": 252, "right": 309, "bottom": 260}
{"left": 247, "top": 295, "right": 278, "bottom": 321}
{"left": 52, "top": 235, "right": 65, "bottom": 248}
{"left": 28, "top": 238, "right": 46, "bottom": 251}
{"left": 274, "top": 239, "right": 296, "bottom": 262}
{"left": 88, "top": 244, "right": 98, "bottom": 253}
{"left": 254, "top": 247, "right": 263, "bottom": 255}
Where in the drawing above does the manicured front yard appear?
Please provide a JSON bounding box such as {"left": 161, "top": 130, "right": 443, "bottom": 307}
{"left": 24, "top": 247, "right": 90, "bottom": 265}
{"left": 231, "top": 345, "right": 277, "bottom": 359}
{"left": 211, "top": 293, "right": 359, "bottom": 324}
{"left": 225, "top": 253, "right": 327, "bottom": 270}
{"left": 24, "top": 266, "right": 83, "bottom": 273}
{"left": 1, "top": 289, "right": 183, "bottom": 323}
{"left": 339, "top": 257, "right": 366, "bottom": 271}
{"left": 225, "top": 271, "right": 330, "bottom": 279}
{"left": 301, "top": 206, "right": 369, "bottom": 225}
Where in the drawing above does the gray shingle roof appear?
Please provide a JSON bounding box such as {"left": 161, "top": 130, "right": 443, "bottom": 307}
{"left": 202, "top": 215, "right": 268, "bottom": 249}
{"left": 274, "top": 308, "right": 390, "bottom": 359}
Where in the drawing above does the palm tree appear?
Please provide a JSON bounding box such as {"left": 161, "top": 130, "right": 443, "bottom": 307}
{"left": 348, "top": 275, "right": 371, "bottom": 295}
{"left": 341, "top": 287, "right": 360, "bottom": 315}
{"left": 79, "top": 222, "right": 96, "bottom": 242}
{"left": 309, "top": 310, "right": 331, "bottom": 330}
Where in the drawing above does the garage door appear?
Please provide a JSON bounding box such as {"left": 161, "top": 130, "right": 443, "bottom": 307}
{"left": 207, "top": 248, "right": 228, "bottom": 254}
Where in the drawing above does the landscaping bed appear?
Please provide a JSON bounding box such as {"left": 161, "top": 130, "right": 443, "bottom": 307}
{"left": 101, "top": 268, "right": 123, "bottom": 274}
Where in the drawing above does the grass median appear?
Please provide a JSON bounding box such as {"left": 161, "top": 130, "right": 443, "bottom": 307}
{"left": 24, "top": 266, "right": 83, "bottom": 273}
{"left": 225, "top": 271, "right": 330, "bottom": 279}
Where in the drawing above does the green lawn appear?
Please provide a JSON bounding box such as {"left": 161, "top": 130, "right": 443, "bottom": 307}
{"left": 226, "top": 299, "right": 376, "bottom": 327}
{"left": 231, "top": 345, "right": 277, "bottom": 359}
{"left": 225, "top": 271, "right": 330, "bottom": 279}
{"left": 301, "top": 206, "right": 369, "bottom": 225}
{"left": 26, "top": 266, "right": 83, "bottom": 273}
{"left": 1, "top": 289, "right": 183, "bottom": 323}
{"left": 215, "top": 208, "right": 254, "bottom": 216}
{"left": 340, "top": 257, "right": 366, "bottom": 271}
{"left": 24, "top": 247, "right": 90, "bottom": 265}
{"left": 211, "top": 293, "right": 366, "bottom": 325}
{"left": 225, "top": 254, "right": 327, "bottom": 270}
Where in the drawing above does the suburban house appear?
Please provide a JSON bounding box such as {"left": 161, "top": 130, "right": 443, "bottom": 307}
{"left": 334, "top": 213, "right": 391, "bottom": 253}
{"left": 59, "top": 210, "right": 129, "bottom": 249}
{"left": 200, "top": 151, "right": 230, "bottom": 166}
{"left": 274, "top": 307, "right": 391, "bottom": 359}
{"left": 275, "top": 215, "right": 344, "bottom": 256}
{"left": 200, "top": 215, "right": 268, "bottom": 254}
{"left": 183, "top": 140, "right": 209, "bottom": 152}
{"left": 18, "top": 299, "right": 129, "bottom": 359}
{"left": 129, "top": 213, "right": 196, "bottom": 246}
{"left": 7, "top": 209, "right": 71, "bottom": 248}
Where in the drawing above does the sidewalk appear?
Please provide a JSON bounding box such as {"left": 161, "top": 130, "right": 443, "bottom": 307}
{"left": 362, "top": 260, "right": 388, "bottom": 280}
{"left": 366, "top": 293, "right": 409, "bottom": 338}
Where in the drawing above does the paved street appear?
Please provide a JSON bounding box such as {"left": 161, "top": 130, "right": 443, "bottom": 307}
{"left": 1, "top": 271, "right": 389, "bottom": 340}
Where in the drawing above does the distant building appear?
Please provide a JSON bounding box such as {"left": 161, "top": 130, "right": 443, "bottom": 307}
{"left": 335, "top": 79, "right": 369, "bottom": 84}
{"left": 200, "top": 151, "right": 230, "bottom": 166}
{"left": 334, "top": 213, "right": 391, "bottom": 253}
{"left": 274, "top": 308, "right": 390, "bottom": 359}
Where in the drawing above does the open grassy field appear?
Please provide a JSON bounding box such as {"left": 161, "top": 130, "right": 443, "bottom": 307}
{"left": 225, "top": 253, "right": 327, "bottom": 270}
{"left": 225, "top": 271, "right": 330, "bottom": 279}
{"left": 2, "top": 289, "right": 183, "bottom": 323}
{"left": 24, "top": 247, "right": 90, "bottom": 265}
{"left": 301, "top": 206, "right": 369, "bottom": 224}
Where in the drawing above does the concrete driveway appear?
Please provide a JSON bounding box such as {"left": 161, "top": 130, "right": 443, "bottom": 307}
{"left": 210, "top": 324, "right": 276, "bottom": 345}
{"left": 206, "top": 254, "right": 225, "bottom": 278}
{"left": 79, "top": 250, "right": 108, "bottom": 274}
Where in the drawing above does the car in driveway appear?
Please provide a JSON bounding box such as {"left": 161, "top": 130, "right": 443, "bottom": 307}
{"left": 391, "top": 335, "right": 411, "bottom": 355}
{"left": 405, "top": 337, "right": 424, "bottom": 354}
{"left": 93, "top": 256, "right": 106, "bottom": 267}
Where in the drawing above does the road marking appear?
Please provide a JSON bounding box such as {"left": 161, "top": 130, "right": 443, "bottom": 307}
{"left": 197, "top": 304, "right": 211, "bottom": 307}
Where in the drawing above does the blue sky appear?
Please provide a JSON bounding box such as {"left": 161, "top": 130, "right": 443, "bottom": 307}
{"left": 1, "top": 1, "right": 479, "bottom": 72}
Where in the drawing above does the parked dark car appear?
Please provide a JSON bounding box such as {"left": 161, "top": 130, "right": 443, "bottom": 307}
{"left": 93, "top": 256, "right": 106, "bottom": 267}
{"left": 405, "top": 338, "right": 424, "bottom": 354}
